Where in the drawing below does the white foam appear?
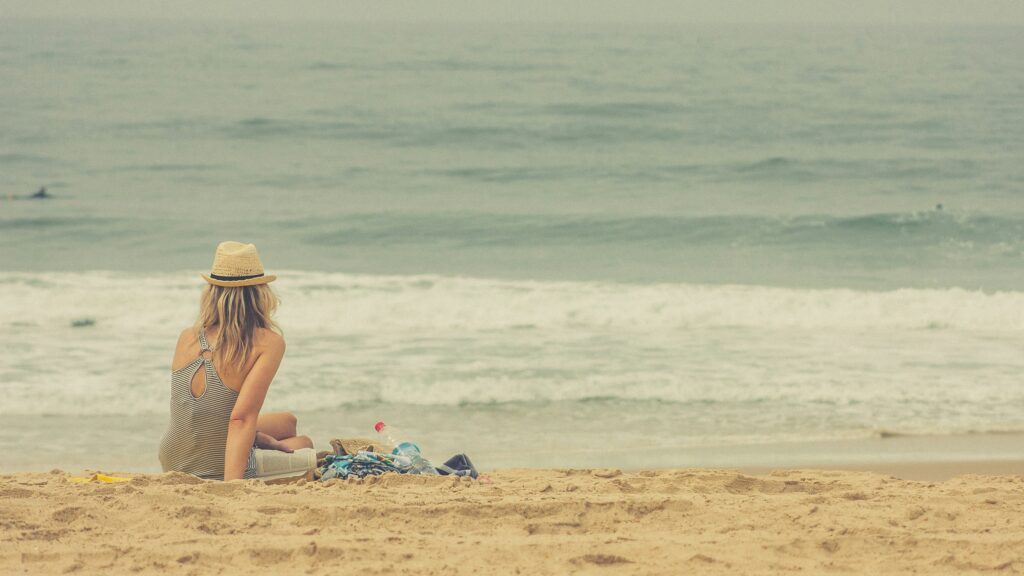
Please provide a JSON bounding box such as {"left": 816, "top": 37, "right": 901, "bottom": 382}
{"left": 2, "top": 271, "right": 1023, "bottom": 427}
{"left": 3, "top": 270, "right": 1023, "bottom": 333}
{"left": 270, "top": 272, "right": 1024, "bottom": 332}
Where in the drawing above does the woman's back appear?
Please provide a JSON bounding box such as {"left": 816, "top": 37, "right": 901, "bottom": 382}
{"left": 170, "top": 326, "right": 272, "bottom": 395}
{"left": 158, "top": 327, "right": 260, "bottom": 480}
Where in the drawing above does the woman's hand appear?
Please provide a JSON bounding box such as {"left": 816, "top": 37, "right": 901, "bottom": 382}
{"left": 255, "top": 431, "right": 294, "bottom": 453}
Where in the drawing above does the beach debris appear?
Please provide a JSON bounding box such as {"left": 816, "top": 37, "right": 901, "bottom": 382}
{"left": 70, "top": 318, "right": 96, "bottom": 328}
{"left": 68, "top": 473, "right": 131, "bottom": 484}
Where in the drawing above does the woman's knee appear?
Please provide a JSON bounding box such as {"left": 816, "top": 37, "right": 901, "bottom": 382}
{"left": 257, "top": 411, "right": 298, "bottom": 439}
{"left": 284, "top": 411, "right": 298, "bottom": 429}
{"left": 280, "top": 412, "right": 299, "bottom": 439}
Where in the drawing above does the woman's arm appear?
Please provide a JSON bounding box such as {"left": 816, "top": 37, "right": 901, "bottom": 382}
{"left": 255, "top": 431, "right": 294, "bottom": 453}
{"left": 223, "top": 336, "right": 286, "bottom": 481}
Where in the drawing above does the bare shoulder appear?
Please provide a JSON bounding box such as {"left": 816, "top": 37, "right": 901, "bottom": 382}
{"left": 174, "top": 326, "right": 199, "bottom": 352}
{"left": 171, "top": 327, "right": 198, "bottom": 370}
{"left": 253, "top": 328, "right": 285, "bottom": 352}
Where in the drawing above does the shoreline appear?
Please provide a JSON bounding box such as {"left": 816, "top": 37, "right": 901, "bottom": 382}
{"left": 4, "top": 410, "right": 1023, "bottom": 474}
{"left": 28, "top": 457, "right": 1024, "bottom": 484}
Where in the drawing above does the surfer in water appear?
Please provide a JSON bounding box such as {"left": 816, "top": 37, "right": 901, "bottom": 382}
{"left": 2, "top": 186, "right": 50, "bottom": 201}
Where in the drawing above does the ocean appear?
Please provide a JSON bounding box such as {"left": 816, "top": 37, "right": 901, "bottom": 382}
{"left": 1, "top": 19, "right": 1023, "bottom": 472}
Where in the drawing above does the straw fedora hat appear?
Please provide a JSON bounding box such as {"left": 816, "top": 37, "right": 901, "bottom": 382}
{"left": 201, "top": 241, "right": 277, "bottom": 287}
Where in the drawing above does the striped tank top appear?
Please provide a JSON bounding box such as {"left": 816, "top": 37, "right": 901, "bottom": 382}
{"left": 158, "top": 329, "right": 257, "bottom": 480}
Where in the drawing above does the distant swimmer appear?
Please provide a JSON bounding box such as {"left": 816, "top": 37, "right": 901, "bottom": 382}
{"left": 2, "top": 187, "right": 52, "bottom": 201}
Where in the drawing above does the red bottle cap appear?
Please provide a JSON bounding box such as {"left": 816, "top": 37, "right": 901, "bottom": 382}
{"left": 374, "top": 421, "right": 386, "bottom": 433}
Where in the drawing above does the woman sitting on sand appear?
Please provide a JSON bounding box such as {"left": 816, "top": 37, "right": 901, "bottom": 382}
{"left": 158, "top": 241, "right": 314, "bottom": 481}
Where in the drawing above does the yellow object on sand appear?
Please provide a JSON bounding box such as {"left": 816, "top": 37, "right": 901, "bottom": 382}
{"left": 68, "top": 473, "right": 131, "bottom": 484}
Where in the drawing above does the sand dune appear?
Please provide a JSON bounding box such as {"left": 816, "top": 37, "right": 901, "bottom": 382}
{"left": 2, "top": 468, "right": 1023, "bottom": 574}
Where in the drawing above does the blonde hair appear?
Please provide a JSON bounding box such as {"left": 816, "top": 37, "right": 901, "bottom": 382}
{"left": 193, "top": 283, "right": 282, "bottom": 372}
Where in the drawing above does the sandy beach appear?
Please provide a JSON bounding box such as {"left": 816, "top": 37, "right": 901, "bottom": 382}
{"left": 3, "top": 466, "right": 1023, "bottom": 575}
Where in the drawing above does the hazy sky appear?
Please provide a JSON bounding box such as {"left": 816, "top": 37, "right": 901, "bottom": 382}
{"left": 2, "top": 0, "right": 1022, "bottom": 25}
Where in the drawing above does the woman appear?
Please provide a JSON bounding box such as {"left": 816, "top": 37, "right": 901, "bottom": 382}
{"left": 158, "top": 241, "right": 314, "bottom": 481}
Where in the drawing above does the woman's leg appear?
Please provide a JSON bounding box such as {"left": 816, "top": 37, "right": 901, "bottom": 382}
{"left": 256, "top": 412, "right": 298, "bottom": 440}
{"left": 256, "top": 412, "right": 314, "bottom": 449}
{"left": 277, "top": 435, "right": 314, "bottom": 450}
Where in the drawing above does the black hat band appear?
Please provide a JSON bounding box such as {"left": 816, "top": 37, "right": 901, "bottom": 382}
{"left": 209, "top": 272, "right": 265, "bottom": 281}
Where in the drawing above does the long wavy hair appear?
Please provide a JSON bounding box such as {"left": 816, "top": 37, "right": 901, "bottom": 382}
{"left": 193, "top": 283, "right": 282, "bottom": 372}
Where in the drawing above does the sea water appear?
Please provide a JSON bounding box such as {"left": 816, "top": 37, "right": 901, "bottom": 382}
{"left": 1, "top": 20, "right": 1023, "bottom": 471}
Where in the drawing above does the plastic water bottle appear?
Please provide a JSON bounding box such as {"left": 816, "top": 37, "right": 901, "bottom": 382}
{"left": 374, "top": 421, "right": 439, "bottom": 475}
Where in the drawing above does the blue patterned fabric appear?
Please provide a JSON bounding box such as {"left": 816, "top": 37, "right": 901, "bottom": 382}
{"left": 317, "top": 451, "right": 413, "bottom": 481}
